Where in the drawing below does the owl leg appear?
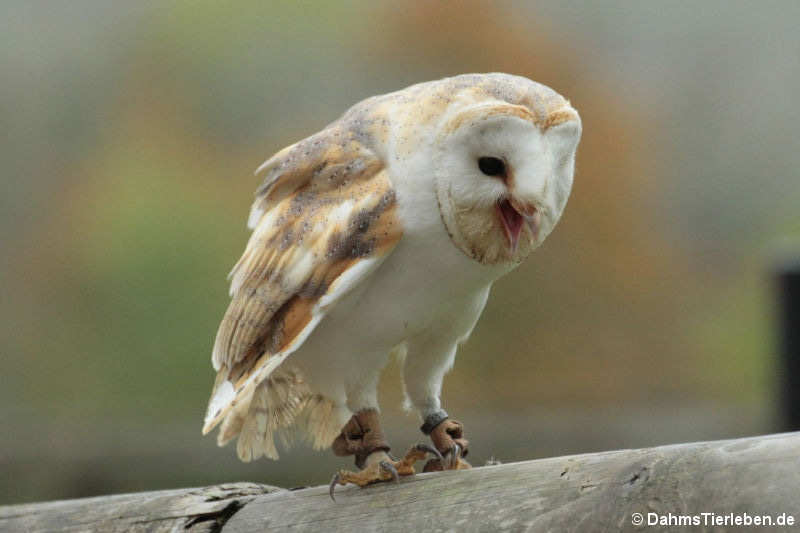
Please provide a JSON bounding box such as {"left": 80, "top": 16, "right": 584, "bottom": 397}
{"left": 420, "top": 410, "right": 472, "bottom": 472}
{"left": 328, "top": 409, "right": 441, "bottom": 500}
{"left": 402, "top": 340, "right": 472, "bottom": 472}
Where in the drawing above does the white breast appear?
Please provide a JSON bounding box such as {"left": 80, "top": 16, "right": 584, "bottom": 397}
{"left": 285, "top": 163, "right": 503, "bottom": 403}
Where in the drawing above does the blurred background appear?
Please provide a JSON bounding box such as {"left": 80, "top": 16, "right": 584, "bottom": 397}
{"left": 2, "top": 1, "right": 799, "bottom": 504}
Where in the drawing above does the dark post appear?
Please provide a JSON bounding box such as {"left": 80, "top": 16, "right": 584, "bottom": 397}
{"left": 776, "top": 259, "right": 800, "bottom": 431}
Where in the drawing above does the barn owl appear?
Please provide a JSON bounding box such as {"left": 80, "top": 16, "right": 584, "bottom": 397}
{"left": 202, "top": 73, "right": 581, "bottom": 498}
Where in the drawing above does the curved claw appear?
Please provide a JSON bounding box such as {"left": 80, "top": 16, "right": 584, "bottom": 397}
{"left": 379, "top": 460, "right": 400, "bottom": 484}
{"left": 329, "top": 472, "right": 341, "bottom": 502}
{"left": 447, "top": 443, "right": 461, "bottom": 469}
{"left": 415, "top": 442, "right": 445, "bottom": 465}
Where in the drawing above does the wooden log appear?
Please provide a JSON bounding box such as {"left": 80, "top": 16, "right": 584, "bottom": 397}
{"left": 0, "top": 483, "right": 283, "bottom": 533}
{"left": 2, "top": 432, "right": 799, "bottom": 532}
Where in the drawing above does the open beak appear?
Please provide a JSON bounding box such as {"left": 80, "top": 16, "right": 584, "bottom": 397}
{"left": 497, "top": 198, "right": 541, "bottom": 251}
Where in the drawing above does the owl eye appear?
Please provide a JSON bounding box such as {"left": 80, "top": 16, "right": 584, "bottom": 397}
{"left": 477, "top": 156, "right": 506, "bottom": 177}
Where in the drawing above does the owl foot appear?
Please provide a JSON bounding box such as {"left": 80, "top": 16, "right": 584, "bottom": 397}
{"left": 423, "top": 417, "right": 472, "bottom": 472}
{"left": 328, "top": 444, "right": 442, "bottom": 501}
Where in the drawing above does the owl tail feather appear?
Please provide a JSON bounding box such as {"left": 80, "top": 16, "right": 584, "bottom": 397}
{"left": 210, "top": 368, "right": 348, "bottom": 462}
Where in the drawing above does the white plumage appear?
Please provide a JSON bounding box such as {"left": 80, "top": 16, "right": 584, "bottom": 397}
{"left": 202, "top": 73, "right": 581, "bottom": 465}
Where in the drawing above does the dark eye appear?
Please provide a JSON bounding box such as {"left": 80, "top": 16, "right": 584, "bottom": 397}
{"left": 478, "top": 156, "right": 506, "bottom": 177}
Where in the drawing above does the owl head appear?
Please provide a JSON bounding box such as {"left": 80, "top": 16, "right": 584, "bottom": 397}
{"left": 428, "top": 75, "right": 581, "bottom": 265}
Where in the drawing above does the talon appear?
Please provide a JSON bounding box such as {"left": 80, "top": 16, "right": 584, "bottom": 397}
{"left": 329, "top": 472, "right": 341, "bottom": 501}
{"left": 380, "top": 460, "right": 400, "bottom": 484}
{"left": 415, "top": 442, "right": 444, "bottom": 464}
{"left": 448, "top": 443, "right": 461, "bottom": 469}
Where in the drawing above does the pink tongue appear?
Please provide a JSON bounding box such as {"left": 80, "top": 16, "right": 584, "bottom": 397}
{"left": 498, "top": 199, "right": 523, "bottom": 248}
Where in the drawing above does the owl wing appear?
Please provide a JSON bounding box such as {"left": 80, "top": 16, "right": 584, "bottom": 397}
{"left": 202, "top": 126, "right": 402, "bottom": 436}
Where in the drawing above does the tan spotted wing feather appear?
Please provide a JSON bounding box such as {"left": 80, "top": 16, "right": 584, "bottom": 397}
{"left": 202, "top": 127, "right": 401, "bottom": 438}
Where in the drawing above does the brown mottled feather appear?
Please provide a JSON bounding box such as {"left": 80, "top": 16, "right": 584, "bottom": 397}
{"left": 203, "top": 125, "right": 402, "bottom": 455}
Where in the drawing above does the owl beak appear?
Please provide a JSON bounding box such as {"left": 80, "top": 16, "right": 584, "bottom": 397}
{"left": 498, "top": 197, "right": 541, "bottom": 251}
{"left": 498, "top": 199, "right": 523, "bottom": 251}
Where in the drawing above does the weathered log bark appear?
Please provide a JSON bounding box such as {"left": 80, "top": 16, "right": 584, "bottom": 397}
{"left": 2, "top": 432, "right": 798, "bottom": 532}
